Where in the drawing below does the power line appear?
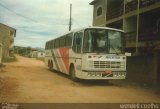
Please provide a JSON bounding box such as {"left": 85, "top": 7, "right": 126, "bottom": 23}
{"left": 0, "top": 0, "right": 84, "bottom": 34}
{"left": 0, "top": 1, "right": 68, "bottom": 27}
{"left": 72, "top": 18, "right": 83, "bottom": 28}
{"left": 0, "top": 2, "right": 37, "bottom": 22}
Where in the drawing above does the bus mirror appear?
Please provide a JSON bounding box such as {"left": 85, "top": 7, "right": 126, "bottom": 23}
{"left": 125, "top": 52, "right": 131, "bottom": 56}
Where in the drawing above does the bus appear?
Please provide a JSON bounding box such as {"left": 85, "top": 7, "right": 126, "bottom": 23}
{"left": 45, "top": 27, "right": 126, "bottom": 81}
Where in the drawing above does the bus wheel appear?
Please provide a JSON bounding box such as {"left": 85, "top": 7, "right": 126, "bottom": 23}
{"left": 49, "top": 61, "right": 53, "bottom": 71}
{"left": 69, "top": 65, "right": 78, "bottom": 82}
{"left": 48, "top": 61, "right": 50, "bottom": 68}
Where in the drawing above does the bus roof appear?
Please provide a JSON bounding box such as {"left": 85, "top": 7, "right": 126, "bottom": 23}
{"left": 84, "top": 26, "right": 124, "bottom": 32}
{"left": 69, "top": 26, "right": 124, "bottom": 33}
{"left": 46, "top": 26, "right": 124, "bottom": 43}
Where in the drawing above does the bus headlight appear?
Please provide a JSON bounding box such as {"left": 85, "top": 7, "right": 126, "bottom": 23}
{"left": 114, "top": 72, "right": 125, "bottom": 77}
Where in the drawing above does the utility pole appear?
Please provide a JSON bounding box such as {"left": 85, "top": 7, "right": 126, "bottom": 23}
{"left": 136, "top": 0, "right": 140, "bottom": 55}
{"left": 0, "top": 43, "right": 2, "bottom": 64}
{"left": 69, "top": 4, "right": 72, "bottom": 31}
{"left": 123, "top": 0, "right": 126, "bottom": 31}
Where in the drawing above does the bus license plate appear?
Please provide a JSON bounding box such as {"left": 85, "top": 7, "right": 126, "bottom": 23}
{"left": 102, "top": 70, "right": 113, "bottom": 77}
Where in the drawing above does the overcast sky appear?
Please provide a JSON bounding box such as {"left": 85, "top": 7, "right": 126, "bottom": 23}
{"left": 0, "top": 0, "right": 93, "bottom": 48}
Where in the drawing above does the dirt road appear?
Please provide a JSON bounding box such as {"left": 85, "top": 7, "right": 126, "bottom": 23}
{"left": 0, "top": 56, "right": 160, "bottom": 103}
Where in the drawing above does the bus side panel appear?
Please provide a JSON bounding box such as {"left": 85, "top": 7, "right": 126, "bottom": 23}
{"left": 58, "top": 48, "right": 69, "bottom": 74}
{"left": 50, "top": 48, "right": 69, "bottom": 74}
{"left": 52, "top": 49, "right": 60, "bottom": 71}
{"left": 68, "top": 50, "right": 83, "bottom": 79}
{"left": 45, "top": 50, "right": 52, "bottom": 67}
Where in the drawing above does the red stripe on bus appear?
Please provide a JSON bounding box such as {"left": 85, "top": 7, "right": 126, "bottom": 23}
{"left": 59, "top": 48, "right": 69, "bottom": 73}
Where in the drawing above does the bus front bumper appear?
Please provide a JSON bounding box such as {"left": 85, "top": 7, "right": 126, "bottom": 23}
{"left": 77, "top": 70, "right": 126, "bottom": 80}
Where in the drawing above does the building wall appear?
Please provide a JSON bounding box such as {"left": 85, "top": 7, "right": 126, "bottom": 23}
{"left": 124, "top": 17, "right": 137, "bottom": 33}
{"left": 90, "top": 0, "right": 160, "bottom": 85}
{"left": 92, "top": 0, "right": 106, "bottom": 26}
{"left": 127, "top": 53, "right": 159, "bottom": 85}
{"left": 90, "top": 0, "right": 160, "bottom": 54}
{"left": 37, "top": 52, "right": 45, "bottom": 58}
{"left": 0, "top": 24, "right": 16, "bottom": 61}
{"left": 31, "top": 51, "right": 38, "bottom": 58}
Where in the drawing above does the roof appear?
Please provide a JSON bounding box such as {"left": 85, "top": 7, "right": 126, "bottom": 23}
{"left": 0, "top": 23, "right": 16, "bottom": 37}
{"left": 89, "top": 0, "right": 98, "bottom": 5}
{"left": 0, "top": 23, "right": 16, "bottom": 31}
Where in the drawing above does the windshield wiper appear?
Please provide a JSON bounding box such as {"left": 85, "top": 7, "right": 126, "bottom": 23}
{"left": 110, "top": 45, "right": 119, "bottom": 55}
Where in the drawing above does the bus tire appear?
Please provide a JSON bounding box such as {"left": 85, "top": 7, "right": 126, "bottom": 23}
{"left": 49, "top": 61, "right": 53, "bottom": 71}
{"left": 48, "top": 60, "right": 50, "bottom": 68}
{"left": 69, "top": 65, "right": 78, "bottom": 82}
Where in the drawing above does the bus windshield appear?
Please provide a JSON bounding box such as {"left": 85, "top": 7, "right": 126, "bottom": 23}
{"left": 83, "top": 29, "right": 123, "bottom": 54}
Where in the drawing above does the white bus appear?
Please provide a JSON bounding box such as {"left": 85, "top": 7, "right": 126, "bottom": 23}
{"left": 45, "top": 27, "right": 126, "bottom": 81}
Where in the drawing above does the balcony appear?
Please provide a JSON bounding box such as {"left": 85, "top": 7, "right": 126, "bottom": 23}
{"left": 107, "top": 0, "right": 160, "bottom": 20}
{"left": 125, "top": 0, "right": 160, "bottom": 13}
{"left": 140, "top": 0, "right": 160, "bottom": 8}
{"left": 125, "top": 30, "right": 160, "bottom": 41}
{"left": 125, "top": 0, "right": 138, "bottom": 13}
{"left": 107, "top": 7, "right": 123, "bottom": 20}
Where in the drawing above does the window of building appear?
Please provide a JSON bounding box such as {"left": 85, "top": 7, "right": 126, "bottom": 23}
{"left": 96, "top": 6, "right": 103, "bottom": 17}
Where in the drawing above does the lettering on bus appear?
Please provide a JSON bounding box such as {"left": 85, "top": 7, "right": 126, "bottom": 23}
{"left": 106, "top": 56, "right": 120, "bottom": 59}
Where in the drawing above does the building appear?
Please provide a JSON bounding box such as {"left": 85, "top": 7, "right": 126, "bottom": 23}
{"left": 37, "top": 52, "right": 45, "bottom": 58}
{"left": 90, "top": 0, "right": 160, "bottom": 55}
{"left": 30, "top": 50, "right": 38, "bottom": 58}
{"left": 30, "top": 50, "right": 45, "bottom": 58}
{"left": 0, "top": 23, "right": 16, "bottom": 64}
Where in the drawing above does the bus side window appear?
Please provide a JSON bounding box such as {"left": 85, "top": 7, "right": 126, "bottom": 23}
{"left": 48, "top": 41, "right": 51, "bottom": 49}
{"left": 66, "top": 33, "right": 72, "bottom": 47}
{"left": 73, "top": 34, "right": 77, "bottom": 52}
{"left": 73, "top": 32, "right": 83, "bottom": 53}
{"left": 55, "top": 39, "right": 59, "bottom": 48}
{"left": 45, "top": 42, "right": 48, "bottom": 50}
{"left": 51, "top": 40, "right": 54, "bottom": 49}
{"left": 59, "top": 37, "right": 65, "bottom": 47}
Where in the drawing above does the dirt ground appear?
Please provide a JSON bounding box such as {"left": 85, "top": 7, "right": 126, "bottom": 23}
{"left": 0, "top": 56, "right": 160, "bottom": 103}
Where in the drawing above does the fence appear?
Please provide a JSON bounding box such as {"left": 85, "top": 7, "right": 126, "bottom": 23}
{"left": 127, "top": 53, "right": 160, "bottom": 85}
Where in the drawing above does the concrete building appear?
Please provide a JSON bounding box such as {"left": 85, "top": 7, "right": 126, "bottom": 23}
{"left": 0, "top": 23, "right": 16, "bottom": 64}
{"left": 90, "top": 0, "right": 160, "bottom": 85}
{"left": 30, "top": 50, "right": 38, "bottom": 58}
{"left": 30, "top": 50, "right": 45, "bottom": 58}
{"left": 90, "top": 0, "right": 160, "bottom": 55}
{"left": 37, "top": 52, "right": 45, "bottom": 58}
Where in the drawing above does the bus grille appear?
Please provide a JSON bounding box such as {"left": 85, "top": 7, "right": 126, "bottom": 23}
{"left": 89, "top": 61, "right": 125, "bottom": 69}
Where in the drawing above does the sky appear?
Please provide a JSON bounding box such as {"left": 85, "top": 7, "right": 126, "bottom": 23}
{"left": 0, "top": 0, "right": 93, "bottom": 48}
